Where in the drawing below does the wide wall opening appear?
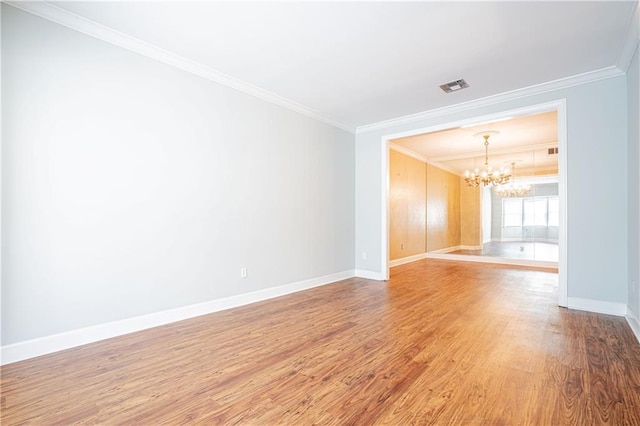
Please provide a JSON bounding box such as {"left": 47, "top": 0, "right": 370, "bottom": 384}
{"left": 382, "top": 101, "right": 567, "bottom": 306}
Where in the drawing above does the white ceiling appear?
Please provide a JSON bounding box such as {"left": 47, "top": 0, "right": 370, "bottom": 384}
{"left": 35, "top": 1, "right": 639, "bottom": 130}
{"left": 392, "top": 111, "right": 558, "bottom": 177}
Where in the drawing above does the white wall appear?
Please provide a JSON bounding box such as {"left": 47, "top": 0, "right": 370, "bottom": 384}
{"left": 356, "top": 76, "right": 628, "bottom": 305}
{"left": 1, "top": 5, "right": 355, "bottom": 346}
{"left": 628, "top": 43, "right": 640, "bottom": 318}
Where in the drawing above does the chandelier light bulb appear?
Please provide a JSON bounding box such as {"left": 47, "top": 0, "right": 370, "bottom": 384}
{"left": 464, "top": 131, "right": 511, "bottom": 188}
{"left": 495, "top": 161, "right": 531, "bottom": 198}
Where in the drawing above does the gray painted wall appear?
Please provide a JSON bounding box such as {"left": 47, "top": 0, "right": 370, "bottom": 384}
{"left": 356, "top": 76, "right": 628, "bottom": 304}
{"left": 628, "top": 44, "right": 640, "bottom": 318}
{"left": 1, "top": 6, "right": 355, "bottom": 345}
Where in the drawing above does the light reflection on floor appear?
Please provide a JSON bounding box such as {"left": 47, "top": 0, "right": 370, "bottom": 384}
{"left": 449, "top": 241, "right": 559, "bottom": 262}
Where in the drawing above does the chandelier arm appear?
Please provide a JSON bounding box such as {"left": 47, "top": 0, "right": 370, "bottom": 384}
{"left": 464, "top": 131, "right": 511, "bottom": 188}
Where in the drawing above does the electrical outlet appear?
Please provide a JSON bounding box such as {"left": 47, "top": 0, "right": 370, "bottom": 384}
{"left": 240, "top": 267, "right": 247, "bottom": 278}
{"left": 362, "top": 252, "right": 367, "bottom": 260}
{"left": 401, "top": 243, "right": 405, "bottom": 250}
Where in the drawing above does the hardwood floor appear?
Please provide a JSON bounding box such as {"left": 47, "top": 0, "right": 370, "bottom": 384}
{"left": 2, "top": 259, "right": 640, "bottom": 424}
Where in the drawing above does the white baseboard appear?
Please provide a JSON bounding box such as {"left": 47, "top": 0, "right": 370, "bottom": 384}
{"left": 1, "top": 269, "right": 356, "bottom": 365}
{"left": 429, "top": 245, "right": 462, "bottom": 254}
{"left": 425, "top": 252, "right": 558, "bottom": 269}
{"left": 388, "top": 248, "right": 484, "bottom": 267}
{"left": 428, "top": 245, "right": 481, "bottom": 253}
{"left": 567, "top": 297, "right": 628, "bottom": 316}
{"left": 355, "top": 269, "right": 386, "bottom": 280}
{"left": 389, "top": 253, "right": 427, "bottom": 267}
{"left": 626, "top": 309, "right": 640, "bottom": 344}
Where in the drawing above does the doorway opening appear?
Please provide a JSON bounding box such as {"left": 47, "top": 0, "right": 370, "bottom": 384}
{"left": 381, "top": 100, "right": 567, "bottom": 306}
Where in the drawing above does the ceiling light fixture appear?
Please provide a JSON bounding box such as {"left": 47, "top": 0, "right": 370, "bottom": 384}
{"left": 464, "top": 131, "right": 510, "bottom": 187}
{"left": 495, "top": 161, "right": 531, "bottom": 198}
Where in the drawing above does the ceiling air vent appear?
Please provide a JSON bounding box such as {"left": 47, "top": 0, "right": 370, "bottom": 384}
{"left": 439, "top": 79, "right": 469, "bottom": 93}
{"left": 548, "top": 147, "right": 559, "bottom": 155}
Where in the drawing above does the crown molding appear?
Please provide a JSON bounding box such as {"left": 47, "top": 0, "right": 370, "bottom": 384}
{"left": 617, "top": 0, "right": 640, "bottom": 73}
{"left": 390, "top": 140, "right": 559, "bottom": 177}
{"left": 356, "top": 66, "right": 624, "bottom": 135}
{"left": 7, "top": 1, "right": 630, "bottom": 137}
{"left": 388, "top": 143, "right": 460, "bottom": 176}
{"left": 5, "top": 1, "right": 355, "bottom": 134}
{"left": 389, "top": 143, "right": 428, "bottom": 163}
{"left": 427, "top": 141, "right": 558, "bottom": 163}
{"left": 425, "top": 160, "right": 463, "bottom": 177}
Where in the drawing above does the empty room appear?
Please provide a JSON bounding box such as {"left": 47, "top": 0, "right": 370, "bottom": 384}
{"left": 2, "top": 1, "right": 640, "bottom": 424}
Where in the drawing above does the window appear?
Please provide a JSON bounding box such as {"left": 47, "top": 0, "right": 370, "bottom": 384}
{"left": 523, "top": 198, "right": 548, "bottom": 226}
{"left": 503, "top": 198, "right": 523, "bottom": 227}
{"left": 548, "top": 197, "right": 559, "bottom": 226}
{"left": 503, "top": 196, "right": 559, "bottom": 228}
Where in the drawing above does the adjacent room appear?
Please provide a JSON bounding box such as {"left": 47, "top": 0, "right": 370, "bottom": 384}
{"left": 2, "top": 1, "right": 639, "bottom": 424}
{"left": 389, "top": 110, "right": 560, "bottom": 267}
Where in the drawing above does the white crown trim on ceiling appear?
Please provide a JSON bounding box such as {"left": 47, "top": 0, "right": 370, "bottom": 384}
{"left": 388, "top": 143, "right": 461, "bottom": 179}
{"left": 357, "top": 1, "right": 638, "bottom": 134}
{"left": 5, "top": 1, "right": 355, "bottom": 134}
{"left": 7, "top": 1, "right": 637, "bottom": 136}
{"left": 355, "top": 66, "right": 624, "bottom": 134}
{"left": 617, "top": 0, "right": 640, "bottom": 73}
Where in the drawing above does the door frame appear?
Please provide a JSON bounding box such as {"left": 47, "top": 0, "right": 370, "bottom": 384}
{"left": 380, "top": 99, "right": 568, "bottom": 307}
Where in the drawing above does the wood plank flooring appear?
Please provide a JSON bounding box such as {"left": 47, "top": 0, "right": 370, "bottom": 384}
{"left": 2, "top": 259, "right": 640, "bottom": 424}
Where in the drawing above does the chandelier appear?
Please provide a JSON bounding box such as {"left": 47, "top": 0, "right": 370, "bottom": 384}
{"left": 464, "top": 131, "right": 510, "bottom": 187}
{"left": 496, "top": 162, "right": 531, "bottom": 198}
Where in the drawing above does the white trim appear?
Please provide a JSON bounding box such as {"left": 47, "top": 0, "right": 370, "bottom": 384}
{"left": 426, "top": 160, "right": 464, "bottom": 177}
{"left": 626, "top": 310, "right": 640, "bottom": 345}
{"left": 0, "top": 270, "right": 355, "bottom": 365}
{"left": 459, "top": 245, "right": 483, "bottom": 250}
{"left": 427, "top": 245, "right": 484, "bottom": 254}
{"left": 381, "top": 139, "right": 390, "bottom": 281}
{"left": 429, "top": 245, "right": 463, "bottom": 254}
{"left": 428, "top": 142, "right": 558, "bottom": 163}
{"left": 425, "top": 253, "right": 558, "bottom": 269}
{"left": 355, "top": 269, "right": 386, "bottom": 281}
{"left": 567, "top": 298, "right": 627, "bottom": 317}
{"left": 389, "top": 253, "right": 427, "bottom": 268}
{"left": 380, "top": 100, "right": 568, "bottom": 306}
{"left": 617, "top": 0, "right": 640, "bottom": 73}
{"left": 0, "top": 3, "right": 3, "bottom": 365}
{"left": 388, "top": 143, "right": 460, "bottom": 175}
{"left": 358, "top": 67, "right": 622, "bottom": 134}
{"left": 380, "top": 102, "right": 569, "bottom": 143}
{"left": 389, "top": 143, "right": 428, "bottom": 163}
{"left": 557, "top": 100, "right": 568, "bottom": 307}
{"left": 5, "top": 1, "right": 354, "bottom": 134}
